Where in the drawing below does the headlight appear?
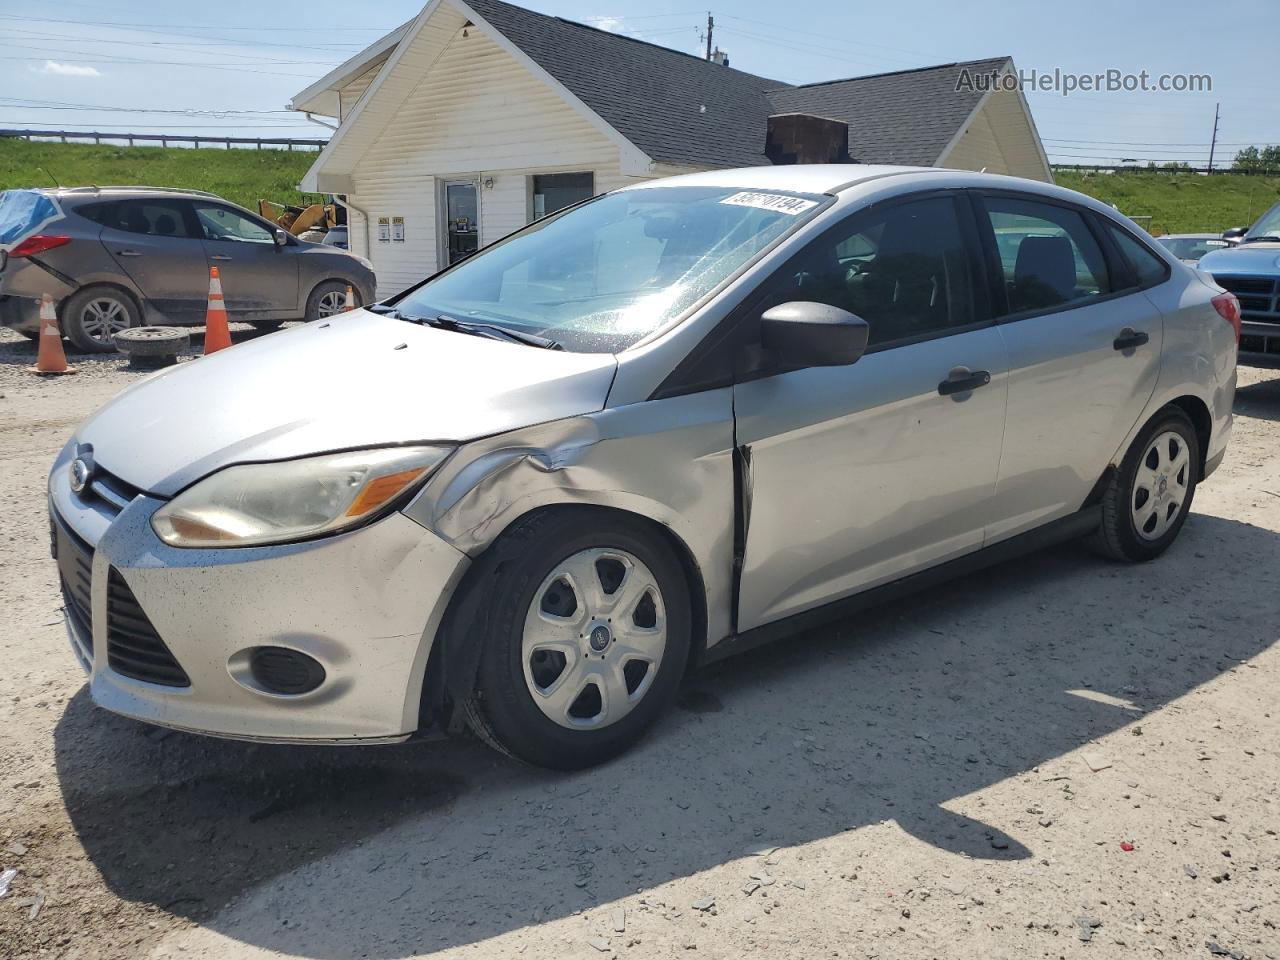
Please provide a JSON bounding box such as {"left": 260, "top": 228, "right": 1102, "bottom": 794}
{"left": 151, "top": 445, "right": 451, "bottom": 548}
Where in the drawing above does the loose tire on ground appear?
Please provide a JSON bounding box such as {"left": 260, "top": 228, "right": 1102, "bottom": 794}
{"left": 1089, "top": 405, "right": 1200, "bottom": 562}
{"left": 462, "top": 508, "right": 692, "bottom": 769}
{"left": 61, "top": 286, "right": 140, "bottom": 353}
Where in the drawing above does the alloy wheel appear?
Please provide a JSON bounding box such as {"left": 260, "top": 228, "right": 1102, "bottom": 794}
{"left": 317, "top": 290, "right": 347, "bottom": 318}
{"left": 1132, "top": 429, "right": 1190, "bottom": 541}
{"left": 79, "top": 297, "right": 130, "bottom": 344}
{"left": 521, "top": 547, "right": 667, "bottom": 730}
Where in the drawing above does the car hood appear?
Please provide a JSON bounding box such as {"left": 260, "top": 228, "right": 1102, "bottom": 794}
{"left": 78, "top": 310, "right": 618, "bottom": 496}
{"left": 1198, "top": 242, "right": 1280, "bottom": 273}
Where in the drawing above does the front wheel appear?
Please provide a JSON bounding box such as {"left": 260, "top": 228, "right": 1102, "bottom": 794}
{"left": 463, "top": 510, "right": 691, "bottom": 769}
{"left": 1090, "top": 407, "right": 1199, "bottom": 562}
{"left": 304, "top": 280, "right": 357, "bottom": 322}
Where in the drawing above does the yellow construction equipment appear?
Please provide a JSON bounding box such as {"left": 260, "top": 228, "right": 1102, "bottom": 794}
{"left": 258, "top": 198, "right": 339, "bottom": 237}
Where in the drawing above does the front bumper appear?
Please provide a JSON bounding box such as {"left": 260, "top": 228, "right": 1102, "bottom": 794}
{"left": 49, "top": 447, "right": 470, "bottom": 743}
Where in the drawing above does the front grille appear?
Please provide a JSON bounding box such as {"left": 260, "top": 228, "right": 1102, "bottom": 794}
{"left": 1213, "top": 274, "right": 1280, "bottom": 325}
{"left": 78, "top": 465, "right": 143, "bottom": 516}
{"left": 106, "top": 568, "right": 190, "bottom": 687}
{"left": 54, "top": 517, "right": 94, "bottom": 663}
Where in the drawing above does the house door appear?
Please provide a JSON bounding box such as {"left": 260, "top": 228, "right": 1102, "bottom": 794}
{"left": 442, "top": 179, "right": 479, "bottom": 266}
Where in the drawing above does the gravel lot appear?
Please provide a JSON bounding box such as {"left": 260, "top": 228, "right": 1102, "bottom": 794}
{"left": 2, "top": 326, "right": 1279, "bottom": 960}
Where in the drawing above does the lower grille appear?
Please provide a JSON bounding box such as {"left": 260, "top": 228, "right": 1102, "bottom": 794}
{"left": 54, "top": 518, "right": 94, "bottom": 662}
{"left": 106, "top": 568, "right": 190, "bottom": 687}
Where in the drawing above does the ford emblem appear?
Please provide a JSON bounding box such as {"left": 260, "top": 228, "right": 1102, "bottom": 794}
{"left": 69, "top": 458, "right": 92, "bottom": 494}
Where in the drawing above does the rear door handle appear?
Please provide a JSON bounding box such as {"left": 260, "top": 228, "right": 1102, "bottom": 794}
{"left": 115, "top": 249, "right": 142, "bottom": 257}
{"left": 1113, "top": 328, "right": 1149, "bottom": 351}
{"left": 938, "top": 369, "right": 991, "bottom": 396}
{"left": 210, "top": 255, "right": 232, "bottom": 262}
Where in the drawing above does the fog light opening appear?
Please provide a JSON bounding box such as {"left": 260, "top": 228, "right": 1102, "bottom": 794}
{"left": 248, "top": 646, "right": 326, "bottom": 695}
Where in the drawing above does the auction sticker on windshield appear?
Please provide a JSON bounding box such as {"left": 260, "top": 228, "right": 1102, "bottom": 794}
{"left": 719, "top": 192, "right": 820, "bottom": 215}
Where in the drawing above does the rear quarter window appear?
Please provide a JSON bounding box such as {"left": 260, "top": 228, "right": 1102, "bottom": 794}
{"left": 1107, "top": 223, "right": 1171, "bottom": 287}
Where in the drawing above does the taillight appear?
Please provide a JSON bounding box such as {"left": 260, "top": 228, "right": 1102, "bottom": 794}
{"left": 8, "top": 235, "right": 71, "bottom": 259}
{"left": 1212, "top": 292, "right": 1241, "bottom": 344}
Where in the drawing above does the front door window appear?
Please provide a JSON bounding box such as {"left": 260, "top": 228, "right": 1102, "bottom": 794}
{"left": 444, "top": 181, "right": 478, "bottom": 265}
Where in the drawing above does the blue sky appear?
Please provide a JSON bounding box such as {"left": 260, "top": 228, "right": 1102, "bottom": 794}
{"left": 2, "top": 0, "right": 1276, "bottom": 167}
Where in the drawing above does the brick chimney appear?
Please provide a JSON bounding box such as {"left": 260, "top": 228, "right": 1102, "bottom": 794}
{"left": 766, "top": 114, "right": 853, "bottom": 165}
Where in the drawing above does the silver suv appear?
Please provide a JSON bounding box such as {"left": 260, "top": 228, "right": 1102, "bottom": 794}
{"left": 0, "top": 186, "right": 375, "bottom": 351}
{"left": 47, "top": 166, "right": 1238, "bottom": 769}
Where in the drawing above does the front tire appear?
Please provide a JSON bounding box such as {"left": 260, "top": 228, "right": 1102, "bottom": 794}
{"left": 61, "top": 286, "right": 139, "bottom": 352}
{"left": 304, "top": 280, "right": 356, "bottom": 322}
{"left": 1091, "top": 406, "right": 1199, "bottom": 562}
{"left": 464, "top": 509, "right": 692, "bottom": 769}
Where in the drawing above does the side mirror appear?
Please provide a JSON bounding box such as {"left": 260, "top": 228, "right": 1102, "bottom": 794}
{"left": 273, "top": 228, "right": 289, "bottom": 247}
{"left": 760, "top": 301, "right": 869, "bottom": 367}
{"left": 1221, "top": 226, "right": 1247, "bottom": 242}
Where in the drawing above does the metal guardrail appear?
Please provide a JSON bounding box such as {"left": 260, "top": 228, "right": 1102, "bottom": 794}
{"left": 1052, "top": 164, "right": 1280, "bottom": 176}
{"left": 0, "top": 129, "right": 328, "bottom": 150}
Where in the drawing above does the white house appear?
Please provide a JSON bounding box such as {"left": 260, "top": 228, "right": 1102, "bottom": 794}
{"left": 290, "top": 0, "right": 1051, "bottom": 298}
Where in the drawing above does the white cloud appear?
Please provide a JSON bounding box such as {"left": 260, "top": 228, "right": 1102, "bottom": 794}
{"left": 592, "top": 16, "right": 624, "bottom": 32}
{"left": 34, "top": 61, "right": 102, "bottom": 78}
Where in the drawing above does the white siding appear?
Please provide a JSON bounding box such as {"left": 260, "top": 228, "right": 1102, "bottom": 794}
{"left": 943, "top": 88, "right": 1050, "bottom": 182}
{"left": 338, "top": 59, "right": 387, "bottom": 121}
{"left": 347, "top": 23, "right": 653, "bottom": 297}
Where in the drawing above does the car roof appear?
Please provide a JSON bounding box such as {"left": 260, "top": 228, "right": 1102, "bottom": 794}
{"left": 1159, "top": 233, "right": 1220, "bottom": 240}
{"left": 35, "top": 185, "right": 226, "bottom": 202}
{"left": 618, "top": 164, "right": 933, "bottom": 195}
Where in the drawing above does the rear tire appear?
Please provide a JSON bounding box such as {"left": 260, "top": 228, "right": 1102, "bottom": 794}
{"left": 1090, "top": 406, "right": 1199, "bottom": 562}
{"left": 464, "top": 509, "right": 692, "bottom": 769}
{"left": 61, "top": 286, "right": 139, "bottom": 353}
{"left": 304, "top": 280, "right": 356, "bottom": 322}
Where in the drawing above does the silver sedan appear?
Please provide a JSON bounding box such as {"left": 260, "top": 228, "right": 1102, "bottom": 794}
{"left": 47, "top": 165, "right": 1238, "bottom": 768}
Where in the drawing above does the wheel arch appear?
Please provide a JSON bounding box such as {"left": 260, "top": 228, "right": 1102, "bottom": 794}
{"left": 419, "top": 502, "right": 709, "bottom": 734}
{"left": 1166, "top": 394, "right": 1212, "bottom": 473}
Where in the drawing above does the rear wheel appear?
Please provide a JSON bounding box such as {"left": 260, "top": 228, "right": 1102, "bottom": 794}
{"left": 61, "top": 286, "right": 139, "bottom": 352}
{"left": 463, "top": 510, "right": 691, "bottom": 769}
{"left": 1091, "top": 407, "right": 1199, "bottom": 562}
{"left": 304, "top": 280, "right": 356, "bottom": 322}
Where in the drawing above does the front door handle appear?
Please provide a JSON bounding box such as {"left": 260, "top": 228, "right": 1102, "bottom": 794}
{"left": 938, "top": 368, "right": 991, "bottom": 397}
{"left": 210, "top": 255, "right": 232, "bottom": 262}
{"left": 1113, "top": 328, "right": 1149, "bottom": 351}
{"left": 115, "top": 249, "right": 142, "bottom": 257}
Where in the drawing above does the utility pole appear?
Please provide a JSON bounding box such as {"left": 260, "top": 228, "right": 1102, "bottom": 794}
{"left": 705, "top": 11, "right": 714, "bottom": 61}
{"left": 1207, "top": 102, "right": 1220, "bottom": 173}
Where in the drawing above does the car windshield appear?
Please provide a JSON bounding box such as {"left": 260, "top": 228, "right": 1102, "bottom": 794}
{"left": 1159, "top": 236, "right": 1228, "bottom": 260}
{"left": 1245, "top": 201, "right": 1280, "bottom": 241}
{"left": 393, "top": 185, "right": 829, "bottom": 353}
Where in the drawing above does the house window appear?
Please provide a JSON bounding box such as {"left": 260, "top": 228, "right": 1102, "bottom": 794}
{"left": 531, "top": 173, "right": 594, "bottom": 220}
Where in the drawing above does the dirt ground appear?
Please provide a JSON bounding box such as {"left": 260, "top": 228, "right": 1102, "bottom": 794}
{"left": 2, "top": 326, "right": 1279, "bottom": 960}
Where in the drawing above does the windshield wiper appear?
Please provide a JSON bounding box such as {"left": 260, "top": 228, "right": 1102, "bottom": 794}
{"left": 1241, "top": 234, "right": 1280, "bottom": 244}
{"left": 425, "top": 315, "right": 562, "bottom": 350}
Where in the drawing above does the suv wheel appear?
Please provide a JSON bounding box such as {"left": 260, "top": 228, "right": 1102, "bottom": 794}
{"left": 305, "top": 281, "right": 356, "bottom": 322}
{"left": 1091, "top": 406, "right": 1199, "bottom": 562}
{"left": 62, "top": 287, "right": 139, "bottom": 353}
{"left": 462, "top": 509, "right": 692, "bottom": 769}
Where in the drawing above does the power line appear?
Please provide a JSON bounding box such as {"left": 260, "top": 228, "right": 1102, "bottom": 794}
{"left": 1, "top": 55, "right": 323, "bottom": 79}
{"left": 0, "top": 13, "right": 393, "bottom": 32}
{"left": 4, "top": 40, "right": 344, "bottom": 67}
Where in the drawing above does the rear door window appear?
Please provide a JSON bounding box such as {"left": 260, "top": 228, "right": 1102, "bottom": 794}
{"left": 1108, "top": 224, "right": 1171, "bottom": 286}
{"left": 104, "top": 199, "right": 197, "bottom": 239}
{"left": 979, "top": 196, "right": 1110, "bottom": 316}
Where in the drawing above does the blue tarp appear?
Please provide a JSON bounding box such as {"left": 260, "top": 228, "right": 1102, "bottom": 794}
{"left": 0, "top": 190, "right": 65, "bottom": 249}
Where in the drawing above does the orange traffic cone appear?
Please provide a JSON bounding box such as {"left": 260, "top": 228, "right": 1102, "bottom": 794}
{"left": 26, "top": 294, "right": 77, "bottom": 376}
{"left": 344, "top": 285, "right": 356, "bottom": 311}
{"left": 203, "top": 265, "right": 232, "bottom": 355}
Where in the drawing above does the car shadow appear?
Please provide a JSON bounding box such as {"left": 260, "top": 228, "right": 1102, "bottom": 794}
{"left": 53, "top": 510, "right": 1278, "bottom": 957}
{"left": 1235, "top": 370, "right": 1280, "bottom": 423}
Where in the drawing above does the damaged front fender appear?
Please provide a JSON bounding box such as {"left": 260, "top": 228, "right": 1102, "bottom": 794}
{"left": 403, "top": 388, "right": 737, "bottom": 651}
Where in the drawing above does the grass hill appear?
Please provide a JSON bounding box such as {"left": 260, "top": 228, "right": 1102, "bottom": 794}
{"left": 3, "top": 139, "right": 1279, "bottom": 236}
{"left": 0, "top": 139, "right": 317, "bottom": 211}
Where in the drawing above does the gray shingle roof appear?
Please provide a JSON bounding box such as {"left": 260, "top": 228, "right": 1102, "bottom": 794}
{"left": 766, "top": 58, "right": 1011, "bottom": 166}
{"left": 464, "top": 0, "right": 786, "bottom": 168}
